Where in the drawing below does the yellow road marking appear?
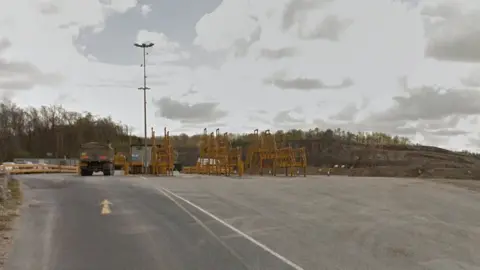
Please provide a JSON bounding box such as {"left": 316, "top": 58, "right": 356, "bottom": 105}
{"left": 100, "top": 199, "right": 112, "bottom": 215}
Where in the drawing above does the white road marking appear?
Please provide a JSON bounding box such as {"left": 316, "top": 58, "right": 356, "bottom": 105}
{"left": 221, "top": 226, "right": 284, "bottom": 240}
{"left": 155, "top": 184, "right": 305, "bottom": 270}
{"left": 155, "top": 186, "right": 250, "bottom": 269}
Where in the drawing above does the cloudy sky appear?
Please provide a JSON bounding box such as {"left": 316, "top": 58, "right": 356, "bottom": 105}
{"left": 1, "top": 0, "right": 480, "bottom": 150}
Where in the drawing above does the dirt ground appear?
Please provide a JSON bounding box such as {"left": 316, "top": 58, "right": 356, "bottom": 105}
{"left": 0, "top": 179, "right": 21, "bottom": 270}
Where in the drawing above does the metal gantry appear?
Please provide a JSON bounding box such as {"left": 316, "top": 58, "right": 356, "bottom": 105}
{"left": 183, "top": 128, "right": 307, "bottom": 177}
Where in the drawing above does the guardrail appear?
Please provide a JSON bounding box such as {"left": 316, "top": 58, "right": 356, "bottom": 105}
{"left": 0, "top": 164, "right": 77, "bottom": 175}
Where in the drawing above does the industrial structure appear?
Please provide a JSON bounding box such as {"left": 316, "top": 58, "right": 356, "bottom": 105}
{"left": 114, "top": 153, "right": 127, "bottom": 170}
{"left": 245, "top": 129, "right": 307, "bottom": 177}
{"left": 183, "top": 128, "right": 307, "bottom": 177}
{"left": 183, "top": 128, "right": 244, "bottom": 176}
{"left": 112, "top": 127, "right": 175, "bottom": 176}
{"left": 11, "top": 127, "right": 307, "bottom": 177}
{"left": 150, "top": 127, "right": 175, "bottom": 175}
{"left": 72, "top": 127, "right": 306, "bottom": 177}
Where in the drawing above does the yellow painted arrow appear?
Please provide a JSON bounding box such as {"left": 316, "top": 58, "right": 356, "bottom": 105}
{"left": 100, "top": 199, "right": 112, "bottom": 215}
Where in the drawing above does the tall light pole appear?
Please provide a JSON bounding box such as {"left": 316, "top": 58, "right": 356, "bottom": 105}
{"left": 134, "top": 42, "right": 154, "bottom": 174}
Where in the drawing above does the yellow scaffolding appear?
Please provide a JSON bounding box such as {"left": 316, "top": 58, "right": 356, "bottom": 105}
{"left": 246, "top": 129, "right": 277, "bottom": 175}
{"left": 215, "top": 129, "right": 243, "bottom": 176}
{"left": 215, "top": 129, "right": 229, "bottom": 175}
{"left": 151, "top": 127, "right": 174, "bottom": 176}
{"left": 184, "top": 128, "right": 244, "bottom": 176}
{"left": 195, "top": 128, "right": 216, "bottom": 174}
{"left": 123, "top": 127, "right": 175, "bottom": 175}
{"left": 245, "top": 129, "right": 307, "bottom": 177}
{"left": 114, "top": 153, "right": 127, "bottom": 170}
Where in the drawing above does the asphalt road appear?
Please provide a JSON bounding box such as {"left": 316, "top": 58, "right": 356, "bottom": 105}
{"left": 5, "top": 173, "right": 480, "bottom": 270}
{"left": 5, "top": 173, "right": 297, "bottom": 270}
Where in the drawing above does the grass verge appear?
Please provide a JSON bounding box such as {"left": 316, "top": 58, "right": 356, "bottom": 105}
{"left": 0, "top": 178, "right": 22, "bottom": 231}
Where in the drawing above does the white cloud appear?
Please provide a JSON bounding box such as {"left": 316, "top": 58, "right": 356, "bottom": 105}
{"left": 194, "top": 0, "right": 259, "bottom": 52}
{"left": 140, "top": 4, "right": 152, "bottom": 17}
{"left": 422, "top": 1, "right": 480, "bottom": 62}
{"left": 136, "top": 30, "right": 191, "bottom": 63}
{"left": 3, "top": 0, "right": 480, "bottom": 151}
{"left": 188, "top": 0, "right": 480, "bottom": 150}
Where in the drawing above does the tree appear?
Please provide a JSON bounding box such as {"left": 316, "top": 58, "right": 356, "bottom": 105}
{"left": 0, "top": 100, "right": 134, "bottom": 162}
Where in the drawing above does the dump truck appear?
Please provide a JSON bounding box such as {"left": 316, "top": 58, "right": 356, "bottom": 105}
{"left": 79, "top": 142, "right": 115, "bottom": 176}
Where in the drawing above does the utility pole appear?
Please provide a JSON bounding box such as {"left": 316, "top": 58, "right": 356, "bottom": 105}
{"left": 126, "top": 125, "right": 133, "bottom": 159}
{"left": 134, "top": 42, "right": 154, "bottom": 174}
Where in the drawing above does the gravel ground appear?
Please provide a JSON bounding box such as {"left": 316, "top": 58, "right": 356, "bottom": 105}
{"left": 425, "top": 178, "right": 480, "bottom": 192}
{"left": 138, "top": 175, "right": 480, "bottom": 270}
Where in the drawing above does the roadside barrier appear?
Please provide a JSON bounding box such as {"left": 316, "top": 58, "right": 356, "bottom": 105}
{"left": 0, "top": 164, "right": 77, "bottom": 175}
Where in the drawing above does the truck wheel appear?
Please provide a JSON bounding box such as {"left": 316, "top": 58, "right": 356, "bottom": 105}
{"left": 103, "top": 163, "right": 114, "bottom": 176}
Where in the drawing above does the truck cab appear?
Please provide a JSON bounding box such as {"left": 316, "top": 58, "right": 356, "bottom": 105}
{"left": 79, "top": 142, "right": 115, "bottom": 176}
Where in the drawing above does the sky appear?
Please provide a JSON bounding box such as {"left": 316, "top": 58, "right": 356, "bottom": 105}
{"left": 1, "top": 0, "right": 480, "bottom": 151}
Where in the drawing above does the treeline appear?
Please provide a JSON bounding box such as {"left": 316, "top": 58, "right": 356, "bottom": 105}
{"left": 0, "top": 100, "right": 478, "bottom": 162}
{"left": 0, "top": 100, "right": 132, "bottom": 162}
{"left": 229, "top": 128, "right": 411, "bottom": 147}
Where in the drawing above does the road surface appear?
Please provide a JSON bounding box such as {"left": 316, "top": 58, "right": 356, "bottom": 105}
{"left": 5, "top": 173, "right": 480, "bottom": 270}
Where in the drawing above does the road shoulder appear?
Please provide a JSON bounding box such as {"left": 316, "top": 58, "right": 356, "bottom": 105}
{"left": 0, "top": 177, "right": 22, "bottom": 270}
{"left": 4, "top": 178, "right": 60, "bottom": 270}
